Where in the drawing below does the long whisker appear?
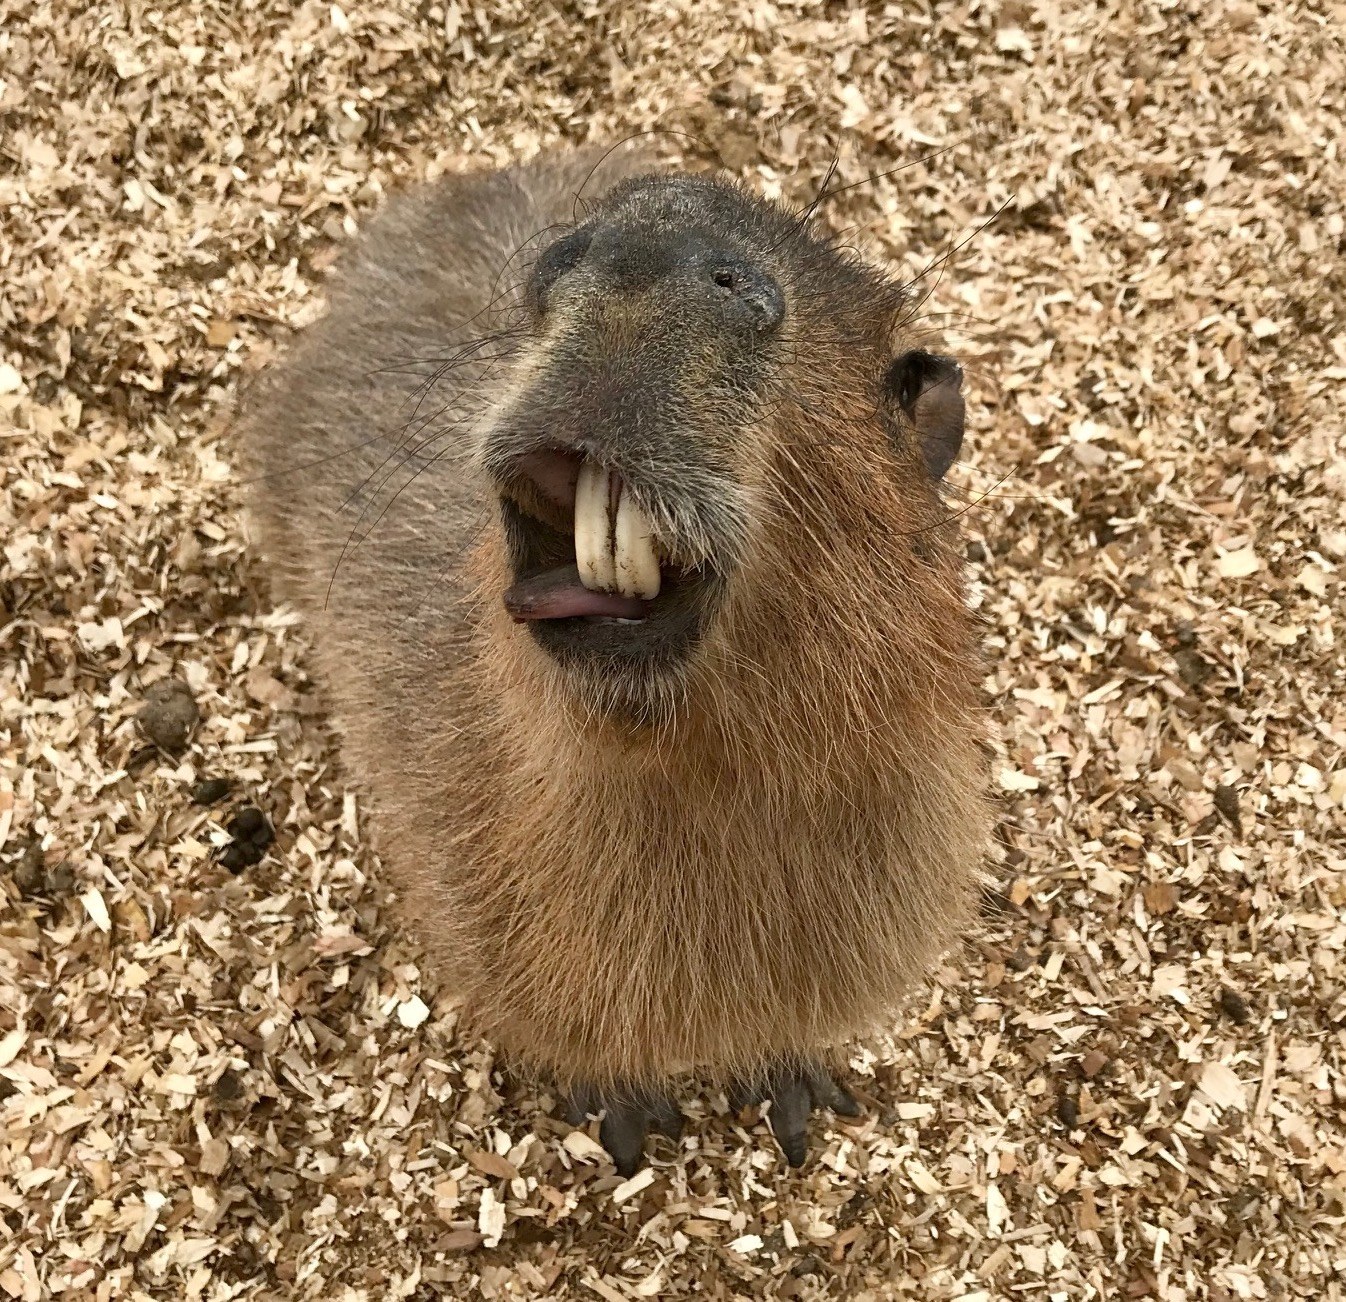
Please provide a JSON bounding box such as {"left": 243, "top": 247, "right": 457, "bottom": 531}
{"left": 803, "top": 144, "right": 961, "bottom": 211}
{"left": 333, "top": 332, "right": 525, "bottom": 523}
{"left": 898, "top": 197, "right": 1014, "bottom": 300}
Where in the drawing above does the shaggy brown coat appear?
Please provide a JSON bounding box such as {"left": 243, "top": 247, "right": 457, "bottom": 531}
{"left": 238, "top": 145, "right": 991, "bottom": 1092}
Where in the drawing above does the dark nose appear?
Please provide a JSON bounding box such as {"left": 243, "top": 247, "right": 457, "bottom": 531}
{"left": 585, "top": 224, "right": 698, "bottom": 289}
{"left": 582, "top": 225, "right": 786, "bottom": 332}
{"left": 594, "top": 226, "right": 786, "bottom": 333}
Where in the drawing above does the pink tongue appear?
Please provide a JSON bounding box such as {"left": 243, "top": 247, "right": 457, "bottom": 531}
{"left": 504, "top": 564, "right": 651, "bottom": 622}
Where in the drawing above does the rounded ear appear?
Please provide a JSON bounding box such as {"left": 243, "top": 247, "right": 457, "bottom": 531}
{"left": 882, "top": 350, "right": 966, "bottom": 480}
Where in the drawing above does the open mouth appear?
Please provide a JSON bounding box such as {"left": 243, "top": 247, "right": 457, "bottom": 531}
{"left": 497, "top": 448, "right": 718, "bottom": 667}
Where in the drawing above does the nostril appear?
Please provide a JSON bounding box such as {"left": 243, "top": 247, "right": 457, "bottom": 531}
{"left": 706, "top": 257, "right": 785, "bottom": 333}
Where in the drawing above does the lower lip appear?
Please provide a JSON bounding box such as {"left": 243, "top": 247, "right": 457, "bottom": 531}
{"left": 509, "top": 614, "right": 648, "bottom": 626}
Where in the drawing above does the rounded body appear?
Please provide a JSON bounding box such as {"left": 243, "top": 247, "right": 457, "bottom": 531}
{"left": 238, "top": 147, "right": 992, "bottom": 1090}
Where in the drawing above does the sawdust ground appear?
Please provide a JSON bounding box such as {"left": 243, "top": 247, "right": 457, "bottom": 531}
{"left": 1, "top": 1, "right": 1344, "bottom": 1299}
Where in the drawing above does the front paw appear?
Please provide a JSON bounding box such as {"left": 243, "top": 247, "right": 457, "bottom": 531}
{"left": 561, "top": 1084, "right": 684, "bottom": 1177}
{"left": 728, "top": 1060, "right": 862, "bottom": 1167}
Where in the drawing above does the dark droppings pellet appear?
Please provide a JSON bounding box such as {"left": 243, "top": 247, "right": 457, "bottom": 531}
{"left": 220, "top": 842, "right": 261, "bottom": 874}
{"left": 1056, "top": 1093, "right": 1080, "bottom": 1130}
{"left": 191, "top": 776, "right": 233, "bottom": 805}
{"left": 220, "top": 805, "right": 275, "bottom": 874}
{"left": 1213, "top": 783, "right": 1242, "bottom": 835}
{"left": 227, "top": 806, "right": 267, "bottom": 841}
{"left": 11, "top": 839, "right": 44, "bottom": 895}
{"left": 1174, "top": 648, "right": 1211, "bottom": 689}
{"left": 1218, "top": 987, "right": 1251, "bottom": 1025}
{"left": 137, "top": 679, "right": 199, "bottom": 752}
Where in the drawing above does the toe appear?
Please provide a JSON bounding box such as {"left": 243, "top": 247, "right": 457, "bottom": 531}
{"left": 599, "top": 1102, "right": 651, "bottom": 1178}
{"left": 767, "top": 1073, "right": 812, "bottom": 1167}
{"left": 807, "top": 1067, "right": 862, "bottom": 1117}
{"left": 727, "top": 1060, "right": 863, "bottom": 1168}
{"left": 727, "top": 1079, "right": 764, "bottom": 1114}
{"left": 559, "top": 1083, "right": 684, "bottom": 1175}
{"left": 562, "top": 1085, "right": 599, "bottom": 1127}
{"left": 649, "top": 1095, "right": 685, "bottom": 1142}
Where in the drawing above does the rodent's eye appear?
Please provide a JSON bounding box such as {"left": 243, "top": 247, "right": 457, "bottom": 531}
{"left": 712, "top": 269, "right": 736, "bottom": 290}
{"left": 531, "top": 228, "right": 593, "bottom": 312}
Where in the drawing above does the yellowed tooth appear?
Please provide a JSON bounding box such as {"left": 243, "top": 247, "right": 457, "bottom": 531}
{"left": 574, "top": 458, "right": 617, "bottom": 592}
{"left": 613, "top": 487, "right": 662, "bottom": 600}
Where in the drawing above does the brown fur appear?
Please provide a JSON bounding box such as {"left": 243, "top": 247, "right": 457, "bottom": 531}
{"left": 237, "top": 144, "right": 992, "bottom": 1093}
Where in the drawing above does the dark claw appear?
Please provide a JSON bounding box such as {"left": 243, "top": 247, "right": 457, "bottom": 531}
{"left": 730, "top": 1060, "right": 863, "bottom": 1168}
{"left": 727, "top": 1079, "right": 760, "bottom": 1115}
{"left": 769, "top": 1073, "right": 812, "bottom": 1167}
{"left": 562, "top": 1084, "right": 598, "bottom": 1128}
{"left": 559, "top": 1084, "right": 684, "bottom": 1176}
{"left": 649, "top": 1094, "right": 685, "bottom": 1141}
{"left": 600, "top": 1103, "right": 650, "bottom": 1178}
{"left": 806, "top": 1065, "right": 861, "bottom": 1117}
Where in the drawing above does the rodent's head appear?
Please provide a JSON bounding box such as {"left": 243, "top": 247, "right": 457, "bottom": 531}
{"left": 481, "top": 172, "right": 968, "bottom": 720}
